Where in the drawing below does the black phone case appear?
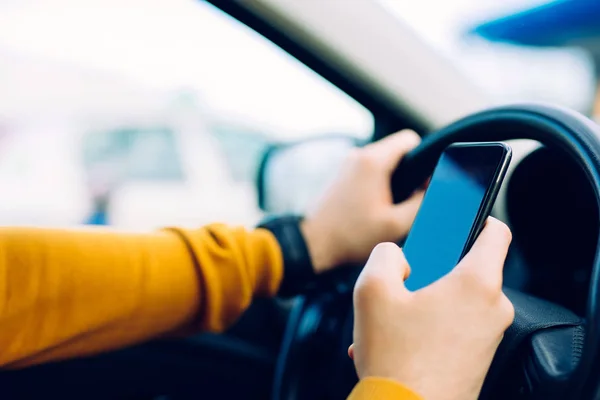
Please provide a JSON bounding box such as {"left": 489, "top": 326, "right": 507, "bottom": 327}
{"left": 456, "top": 142, "right": 512, "bottom": 259}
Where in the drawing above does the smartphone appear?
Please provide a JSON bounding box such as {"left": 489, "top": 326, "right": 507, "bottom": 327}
{"left": 403, "top": 142, "right": 512, "bottom": 291}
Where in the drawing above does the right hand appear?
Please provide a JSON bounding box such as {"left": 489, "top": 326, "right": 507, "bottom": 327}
{"left": 350, "top": 218, "right": 514, "bottom": 400}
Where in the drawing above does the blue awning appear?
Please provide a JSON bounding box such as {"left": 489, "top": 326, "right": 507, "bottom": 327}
{"left": 470, "top": 0, "right": 600, "bottom": 48}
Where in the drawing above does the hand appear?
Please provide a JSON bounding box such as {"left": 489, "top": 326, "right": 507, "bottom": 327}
{"left": 301, "top": 130, "right": 424, "bottom": 273}
{"left": 350, "top": 218, "right": 514, "bottom": 400}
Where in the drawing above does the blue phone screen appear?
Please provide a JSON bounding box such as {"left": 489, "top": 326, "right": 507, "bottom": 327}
{"left": 403, "top": 144, "right": 507, "bottom": 291}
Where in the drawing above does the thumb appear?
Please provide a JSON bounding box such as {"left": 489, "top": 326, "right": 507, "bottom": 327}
{"left": 388, "top": 189, "right": 424, "bottom": 237}
{"left": 356, "top": 243, "right": 411, "bottom": 301}
{"left": 456, "top": 217, "right": 512, "bottom": 288}
{"left": 364, "top": 130, "right": 421, "bottom": 173}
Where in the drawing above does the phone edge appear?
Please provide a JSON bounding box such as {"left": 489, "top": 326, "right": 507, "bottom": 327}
{"left": 459, "top": 142, "right": 513, "bottom": 259}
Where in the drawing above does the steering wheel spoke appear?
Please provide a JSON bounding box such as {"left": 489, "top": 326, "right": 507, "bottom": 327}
{"left": 482, "top": 289, "right": 584, "bottom": 399}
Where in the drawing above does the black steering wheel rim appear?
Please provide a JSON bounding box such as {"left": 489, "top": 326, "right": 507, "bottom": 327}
{"left": 273, "top": 104, "right": 600, "bottom": 400}
{"left": 393, "top": 103, "right": 600, "bottom": 398}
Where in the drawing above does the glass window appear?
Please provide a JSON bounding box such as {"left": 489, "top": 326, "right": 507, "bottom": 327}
{"left": 0, "top": 0, "right": 373, "bottom": 228}
{"left": 82, "top": 127, "right": 185, "bottom": 182}
{"left": 378, "top": 0, "right": 597, "bottom": 116}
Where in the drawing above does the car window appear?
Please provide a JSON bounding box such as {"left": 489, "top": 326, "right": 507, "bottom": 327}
{"left": 378, "top": 0, "right": 597, "bottom": 117}
{"left": 82, "top": 127, "right": 185, "bottom": 183}
{"left": 0, "top": 0, "right": 373, "bottom": 228}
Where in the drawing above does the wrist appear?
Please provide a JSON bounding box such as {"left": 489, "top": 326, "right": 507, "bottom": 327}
{"left": 300, "top": 219, "right": 339, "bottom": 274}
{"left": 258, "top": 215, "right": 317, "bottom": 297}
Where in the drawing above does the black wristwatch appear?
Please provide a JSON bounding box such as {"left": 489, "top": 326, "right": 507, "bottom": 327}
{"left": 257, "top": 215, "right": 317, "bottom": 297}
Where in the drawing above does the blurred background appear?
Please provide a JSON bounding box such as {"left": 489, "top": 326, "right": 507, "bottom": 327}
{"left": 0, "top": 0, "right": 597, "bottom": 229}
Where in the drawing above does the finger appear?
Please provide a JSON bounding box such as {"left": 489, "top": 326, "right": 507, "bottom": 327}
{"left": 364, "top": 130, "right": 421, "bottom": 173}
{"left": 421, "top": 176, "right": 431, "bottom": 190}
{"left": 348, "top": 344, "right": 354, "bottom": 360}
{"left": 456, "top": 217, "right": 512, "bottom": 283}
{"left": 358, "top": 242, "right": 411, "bottom": 293}
{"left": 388, "top": 189, "right": 425, "bottom": 238}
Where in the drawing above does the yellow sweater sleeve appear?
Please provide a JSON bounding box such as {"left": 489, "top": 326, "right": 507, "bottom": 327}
{"left": 347, "top": 378, "right": 423, "bottom": 400}
{"left": 0, "top": 223, "right": 425, "bottom": 400}
{"left": 0, "top": 223, "right": 282, "bottom": 368}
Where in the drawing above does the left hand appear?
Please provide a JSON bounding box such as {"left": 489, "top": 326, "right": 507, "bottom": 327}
{"left": 301, "top": 130, "right": 425, "bottom": 273}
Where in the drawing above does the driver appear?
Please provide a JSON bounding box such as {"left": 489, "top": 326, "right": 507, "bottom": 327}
{"left": 0, "top": 130, "right": 513, "bottom": 399}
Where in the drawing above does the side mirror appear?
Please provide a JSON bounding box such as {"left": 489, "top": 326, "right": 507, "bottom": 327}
{"left": 257, "top": 136, "right": 360, "bottom": 214}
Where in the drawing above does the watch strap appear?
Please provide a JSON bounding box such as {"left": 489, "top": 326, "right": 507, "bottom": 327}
{"left": 258, "top": 215, "right": 316, "bottom": 297}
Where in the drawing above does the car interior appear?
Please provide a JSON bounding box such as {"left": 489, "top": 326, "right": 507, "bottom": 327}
{"left": 1, "top": 0, "right": 600, "bottom": 399}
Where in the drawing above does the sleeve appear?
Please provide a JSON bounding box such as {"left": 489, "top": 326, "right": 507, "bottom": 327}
{"left": 0, "top": 223, "right": 283, "bottom": 368}
{"left": 347, "top": 378, "right": 423, "bottom": 400}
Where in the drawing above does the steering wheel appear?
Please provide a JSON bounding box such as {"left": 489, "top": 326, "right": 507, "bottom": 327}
{"left": 272, "top": 104, "right": 600, "bottom": 400}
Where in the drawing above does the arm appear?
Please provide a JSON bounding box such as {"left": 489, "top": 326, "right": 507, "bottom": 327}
{"left": 0, "top": 224, "right": 282, "bottom": 368}
{"left": 0, "top": 129, "right": 431, "bottom": 399}
{"left": 0, "top": 222, "right": 424, "bottom": 399}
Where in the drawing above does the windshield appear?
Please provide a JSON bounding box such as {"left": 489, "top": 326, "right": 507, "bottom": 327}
{"left": 379, "top": 0, "right": 597, "bottom": 117}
